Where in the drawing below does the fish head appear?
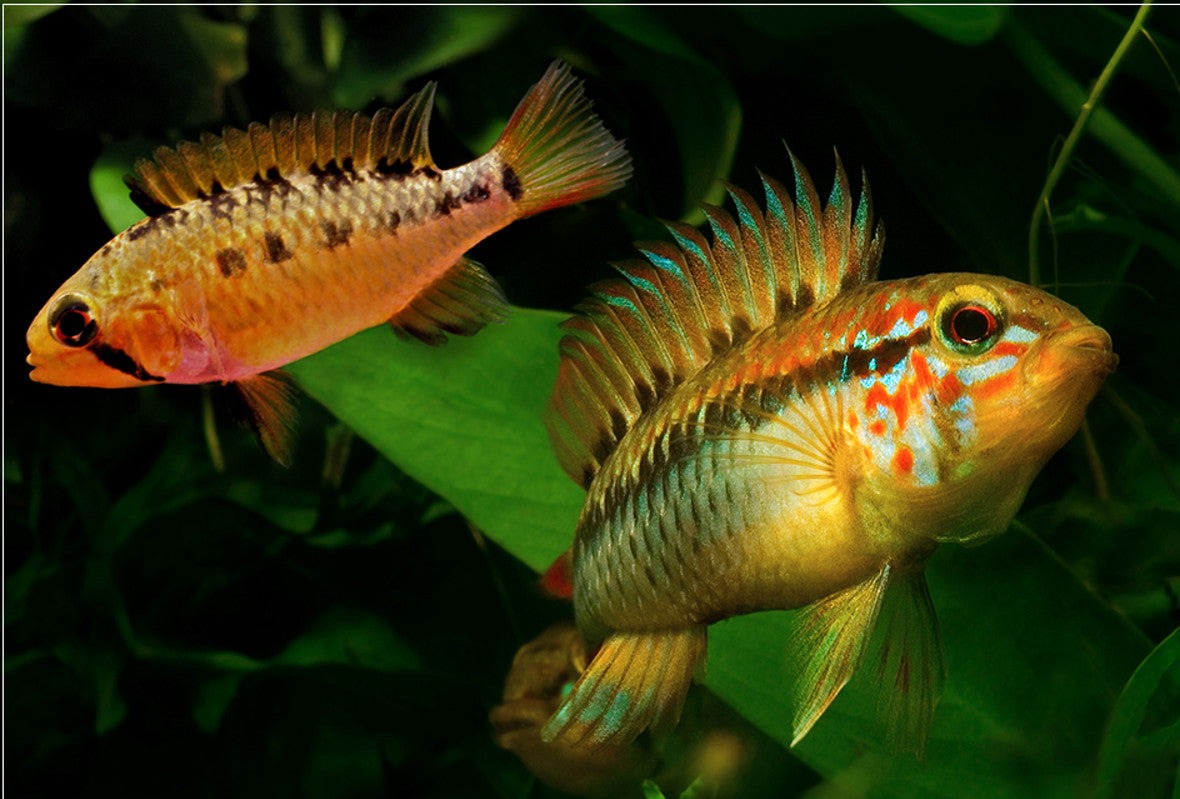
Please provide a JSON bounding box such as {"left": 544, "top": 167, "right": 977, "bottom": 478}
{"left": 914, "top": 273, "right": 1116, "bottom": 544}
{"left": 27, "top": 264, "right": 181, "bottom": 388}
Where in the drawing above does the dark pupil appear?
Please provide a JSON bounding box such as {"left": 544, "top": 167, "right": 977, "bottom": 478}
{"left": 58, "top": 309, "right": 89, "bottom": 339}
{"left": 952, "top": 307, "right": 992, "bottom": 343}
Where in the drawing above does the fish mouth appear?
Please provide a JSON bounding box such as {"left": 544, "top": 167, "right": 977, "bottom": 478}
{"left": 1027, "top": 323, "right": 1118, "bottom": 380}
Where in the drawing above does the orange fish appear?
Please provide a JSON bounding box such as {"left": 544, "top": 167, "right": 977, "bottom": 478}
{"left": 26, "top": 61, "right": 631, "bottom": 461}
{"left": 540, "top": 153, "right": 1116, "bottom": 754}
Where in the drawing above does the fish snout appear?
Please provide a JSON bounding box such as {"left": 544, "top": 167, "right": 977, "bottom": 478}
{"left": 1025, "top": 323, "right": 1117, "bottom": 385}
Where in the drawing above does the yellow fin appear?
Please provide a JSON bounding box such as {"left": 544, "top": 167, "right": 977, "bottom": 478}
{"left": 124, "top": 83, "right": 437, "bottom": 214}
{"left": 789, "top": 564, "right": 891, "bottom": 746}
{"left": 229, "top": 370, "right": 300, "bottom": 466}
{"left": 541, "top": 627, "right": 706, "bottom": 750}
{"left": 547, "top": 154, "right": 883, "bottom": 488}
{"left": 388, "top": 257, "right": 509, "bottom": 346}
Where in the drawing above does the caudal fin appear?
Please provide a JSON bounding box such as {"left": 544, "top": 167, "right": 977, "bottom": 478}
{"left": 541, "top": 627, "right": 706, "bottom": 749}
{"left": 493, "top": 61, "right": 632, "bottom": 217}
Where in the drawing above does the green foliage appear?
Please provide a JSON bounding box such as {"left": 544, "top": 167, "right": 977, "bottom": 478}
{"left": 7, "top": 5, "right": 1179, "bottom": 798}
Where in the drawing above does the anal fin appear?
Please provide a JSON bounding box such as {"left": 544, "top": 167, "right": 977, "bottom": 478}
{"left": 389, "top": 257, "right": 509, "bottom": 346}
{"left": 541, "top": 627, "right": 707, "bottom": 750}
{"left": 229, "top": 370, "right": 300, "bottom": 466}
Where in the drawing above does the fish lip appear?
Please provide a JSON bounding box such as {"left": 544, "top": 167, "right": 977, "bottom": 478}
{"left": 1028, "top": 323, "right": 1118, "bottom": 380}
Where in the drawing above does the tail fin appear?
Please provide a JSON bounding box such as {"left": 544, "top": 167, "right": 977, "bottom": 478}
{"left": 493, "top": 61, "right": 632, "bottom": 217}
{"left": 541, "top": 627, "right": 706, "bottom": 749}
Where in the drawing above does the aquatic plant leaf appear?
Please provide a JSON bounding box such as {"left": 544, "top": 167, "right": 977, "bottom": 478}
{"left": 288, "top": 310, "right": 581, "bottom": 572}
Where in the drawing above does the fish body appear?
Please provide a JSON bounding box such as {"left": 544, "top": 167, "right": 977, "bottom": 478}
{"left": 26, "top": 61, "right": 630, "bottom": 458}
{"left": 541, "top": 156, "right": 1116, "bottom": 752}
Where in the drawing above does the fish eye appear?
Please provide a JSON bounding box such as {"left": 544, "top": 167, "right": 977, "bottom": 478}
{"left": 936, "top": 286, "right": 1004, "bottom": 354}
{"left": 49, "top": 296, "right": 98, "bottom": 348}
{"left": 947, "top": 305, "right": 997, "bottom": 345}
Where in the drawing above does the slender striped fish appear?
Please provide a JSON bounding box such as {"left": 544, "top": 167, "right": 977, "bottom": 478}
{"left": 539, "top": 152, "right": 1116, "bottom": 754}
{"left": 26, "top": 61, "right": 631, "bottom": 461}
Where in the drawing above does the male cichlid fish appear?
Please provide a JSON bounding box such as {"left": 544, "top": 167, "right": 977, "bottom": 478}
{"left": 540, "top": 153, "right": 1117, "bottom": 754}
{"left": 26, "top": 61, "right": 631, "bottom": 462}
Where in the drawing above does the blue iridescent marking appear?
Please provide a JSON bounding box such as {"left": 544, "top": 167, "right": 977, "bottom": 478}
{"left": 603, "top": 293, "right": 643, "bottom": 315}
{"left": 957, "top": 354, "right": 1018, "bottom": 386}
{"left": 628, "top": 274, "right": 660, "bottom": 295}
{"left": 1006, "top": 324, "right": 1038, "bottom": 344}
{"left": 604, "top": 688, "right": 631, "bottom": 731}
{"left": 668, "top": 228, "right": 710, "bottom": 268}
{"left": 643, "top": 250, "right": 687, "bottom": 281}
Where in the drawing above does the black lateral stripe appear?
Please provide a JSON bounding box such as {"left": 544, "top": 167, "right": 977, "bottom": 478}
{"left": 92, "top": 342, "right": 165, "bottom": 382}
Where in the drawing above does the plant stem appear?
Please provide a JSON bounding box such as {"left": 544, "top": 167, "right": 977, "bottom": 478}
{"left": 1006, "top": 3, "right": 1162, "bottom": 285}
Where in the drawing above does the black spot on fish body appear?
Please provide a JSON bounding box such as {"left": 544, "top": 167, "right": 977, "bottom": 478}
{"left": 209, "top": 192, "right": 238, "bottom": 221}
{"left": 592, "top": 432, "right": 615, "bottom": 466}
{"left": 375, "top": 159, "right": 414, "bottom": 179}
{"left": 461, "top": 182, "right": 491, "bottom": 204}
{"left": 216, "top": 248, "right": 248, "bottom": 277}
{"left": 126, "top": 220, "right": 155, "bottom": 242}
{"left": 434, "top": 192, "right": 461, "bottom": 217}
{"left": 263, "top": 231, "right": 293, "bottom": 263}
{"left": 320, "top": 220, "right": 353, "bottom": 249}
{"left": 417, "top": 166, "right": 442, "bottom": 182}
{"left": 501, "top": 165, "right": 522, "bottom": 200}
{"left": 385, "top": 211, "right": 401, "bottom": 234}
{"left": 796, "top": 284, "right": 816, "bottom": 309}
{"left": 92, "top": 342, "right": 164, "bottom": 382}
{"left": 707, "top": 327, "right": 731, "bottom": 355}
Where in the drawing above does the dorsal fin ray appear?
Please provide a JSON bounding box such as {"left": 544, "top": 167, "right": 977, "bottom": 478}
{"left": 547, "top": 152, "right": 885, "bottom": 487}
{"left": 124, "top": 83, "right": 438, "bottom": 215}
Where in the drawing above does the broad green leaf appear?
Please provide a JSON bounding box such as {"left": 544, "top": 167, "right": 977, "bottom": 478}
{"left": 291, "top": 309, "right": 1151, "bottom": 796}
{"left": 890, "top": 6, "right": 1009, "bottom": 45}
{"left": 288, "top": 310, "right": 581, "bottom": 572}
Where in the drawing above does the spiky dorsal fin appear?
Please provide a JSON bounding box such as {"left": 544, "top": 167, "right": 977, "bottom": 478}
{"left": 125, "top": 83, "right": 437, "bottom": 214}
{"left": 546, "top": 153, "right": 885, "bottom": 487}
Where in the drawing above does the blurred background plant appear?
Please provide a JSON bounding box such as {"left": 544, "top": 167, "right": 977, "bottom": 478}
{"left": 5, "top": 5, "right": 1178, "bottom": 798}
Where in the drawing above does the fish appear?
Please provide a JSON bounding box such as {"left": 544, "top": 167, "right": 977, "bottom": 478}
{"left": 490, "top": 622, "right": 655, "bottom": 797}
{"left": 26, "top": 61, "right": 632, "bottom": 463}
{"left": 539, "top": 152, "right": 1117, "bottom": 754}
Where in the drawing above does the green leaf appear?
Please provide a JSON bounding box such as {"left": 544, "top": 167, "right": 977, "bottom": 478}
{"left": 288, "top": 310, "right": 582, "bottom": 572}
{"left": 275, "top": 608, "right": 422, "bottom": 672}
{"left": 90, "top": 141, "right": 151, "bottom": 234}
{"left": 890, "top": 6, "right": 1009, "bottom": 45}
{"left": 1094, "top": 629, "right": 1180, "bottom": 799}
{"left": 332, "top": 7, "right": 523, "bottom": 108}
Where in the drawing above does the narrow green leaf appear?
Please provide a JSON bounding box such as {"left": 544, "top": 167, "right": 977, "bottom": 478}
{"left": 275, "top": 608, "right": 422, "bottom": 672}
{"left": 1094, "top": 628, "right": 1180, "bottom": 799}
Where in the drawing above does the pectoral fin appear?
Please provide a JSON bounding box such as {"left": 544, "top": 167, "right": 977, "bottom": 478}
{"left": 389, "top": 257, "right": 509, "bottom": 345}
{"left": 229, "top": 370, "right": 300, "bottom": 466}
{"left": 541, "top": 627, "right": 707, "bottom": 750}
